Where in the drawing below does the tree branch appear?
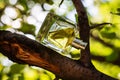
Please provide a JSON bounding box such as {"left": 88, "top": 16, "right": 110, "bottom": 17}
{"left": 90, "top": 23, "right": 112, "bottom": 29}
{"left": 0, "top": 30, "right": 116, "bottom": 80}
{"left": 0, "top": 0, "right": 118, "bottom": 79}
{"left": 72, "top": 0, "right": 92, "bottom": 68}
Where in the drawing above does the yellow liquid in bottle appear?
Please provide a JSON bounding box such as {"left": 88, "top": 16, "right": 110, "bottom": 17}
{"left": 47, "top": 28, "right": 75, "bottom": 51}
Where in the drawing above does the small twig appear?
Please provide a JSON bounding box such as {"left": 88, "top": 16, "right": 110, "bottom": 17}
{"left": 59, "top": 0, "right": 64, "bottom": 7}
{"left": 41, "top": 4, "right": 46, "bottom": 11}
{"left": 90, "top": 23, "right": 112, "bottom": 29}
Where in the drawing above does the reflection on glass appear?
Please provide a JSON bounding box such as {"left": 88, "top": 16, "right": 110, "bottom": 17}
{"left": 36, "top": 12, "right": 87, "bottom": 54}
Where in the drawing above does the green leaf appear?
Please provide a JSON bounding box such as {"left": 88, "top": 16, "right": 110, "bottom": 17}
{"left": 8, "top": 76, "right": 13, "bottom": 80}
{"left": 18, "top": 22, "right": 35, "bottom": 35}
{"left": 18, "top": 0, "right": 28, "bottom": 11}
{"left": 0, "top": 25, "right": 11, "bottom": 30}
{"left": 46, "top": 0, "right": 53, "bottom": 5}
{"left": 100, "top": 31, "right": 116, "bottom": 39}
{"left": 19, "top": 73, "right": 24, "bottom": 80}
{"left": 106, "top": 52, "right": 119, "bottom": 62}
{"left": 100, "top": 27, "right": 116, "bottom": 39}
{"left": 9, "top": 64, "right": 25, "bottom": 74}
{"left": 0, "top": 0, "right": 6, "bottom": 10}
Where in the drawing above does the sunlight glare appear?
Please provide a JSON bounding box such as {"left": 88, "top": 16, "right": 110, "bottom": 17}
{"left": 118, "top": 73, "right": 120, "bottom": 79}
{"left": 1, "top": 14, "right": 12, "bottom": 25}
{"left": 27, "top": 16, "right": 37, "bottom": 25}
{"left": 31, "top": 4, "right": 42, "bottom": 17}
{"left": 4, "top": 6, "right": 18, "bottom": 19}
{"left": 16, "top": 4, "right": 24, "bottom": 11}
{"left": 66, "top": 9, "right": 77, "bottom": 22}
{"left": 44, "top": 3, "right": 53, "bottom": 10}
{"left": 9, "top": 0, "right": 18, "bottom": 5}
{"left": 31, "top": 4, "right": 48, "bottom": 22}
{"left": 35, "top": 22, "right": 42, "bottom": 35}
{"left": 0, "top": 22, "right": 3, "bottom": 26}
{"left": 25, "top": 34, "right": 35, "bottom": 40}
{"left": 12, "top": 18, "right": 22, "bottom": 29}
{"left": 82, "top": 0, "right": 94, "bottom": 7}
{"left": 55, "top": 4, "right": 67, "bottom": 15}
{"left": 2, "top": 58, "right": 13, "bottom": 66}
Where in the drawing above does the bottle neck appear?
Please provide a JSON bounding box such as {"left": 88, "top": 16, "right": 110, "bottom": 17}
{"left": 71, "top": 38, "right": 87, "bottom": 49}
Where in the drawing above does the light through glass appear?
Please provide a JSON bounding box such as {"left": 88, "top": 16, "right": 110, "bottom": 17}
{"left": 36, "top": 12, "right": 87, "bottom": 54}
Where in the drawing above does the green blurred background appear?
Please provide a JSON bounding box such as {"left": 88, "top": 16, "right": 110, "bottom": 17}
{"left": 0, "top": 0, "right": 120, "bottom": 80}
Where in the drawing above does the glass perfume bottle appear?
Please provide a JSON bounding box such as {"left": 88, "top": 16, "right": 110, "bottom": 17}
{"left": 36, "top": 12, "right": 87, "bottom": 54}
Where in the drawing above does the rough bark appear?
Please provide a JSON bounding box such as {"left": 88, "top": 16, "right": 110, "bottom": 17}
{"left": 0, "top": 0, "right": 117, "bottom": 80}
{"left": 0, "top": 30, "right": 116, "bottom": 80}
{"left": 72, "top": 0, "right": 92, "bottom": 68}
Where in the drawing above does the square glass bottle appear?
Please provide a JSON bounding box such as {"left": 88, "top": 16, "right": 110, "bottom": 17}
{"left": 36, "top": 12, "right": 87, "bottom": 54}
